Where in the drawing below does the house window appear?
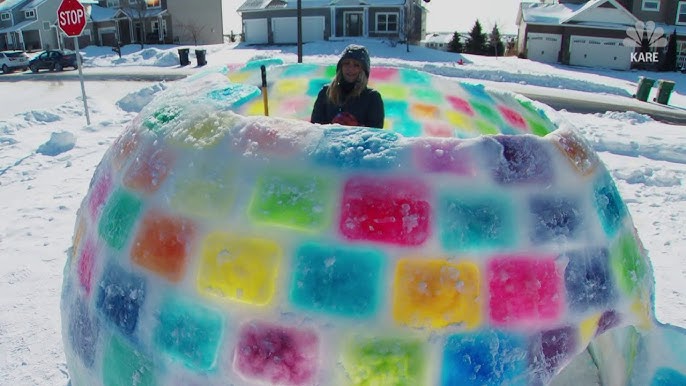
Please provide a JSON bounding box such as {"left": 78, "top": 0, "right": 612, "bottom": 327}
{"left": 0, "top": 13, "right": 10, "bottom": 21}
{"left": 678, "top": 1, "right": 686, "bottom": 24}
{"left": 642, "top": 0, "right": 660, "bottom": 11}
{"left": 107, "top": 0, "right": 120, "bottom": 7}
{"left": 376, "top": 13, "right": 398, "bottom": 33}
{"left": 43, "top": 21, "right": 51, "bottom": 30}
{"left": 24, "top": 10, "right": 36, "bottom": 18}
{"left": 146, "top": 0, "right": 161, "bottom": 8}
{"left": 676, "top": 40, "right": 686, "bottom": 68}
{"left": 151, "top": 20, "right": 159, "bottom": 34}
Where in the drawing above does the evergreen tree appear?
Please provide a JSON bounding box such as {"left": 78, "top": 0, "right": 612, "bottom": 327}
{"left": 448, "top": 31, "right": 463, "bottom": 53}
{"left": 465, "top": 20, "right": 488, "bottom": 55}
{"left": 488, "top": 23, "right": 505, "bottom": 57}
{"left": 661, "top": 29, "right": 678, "bottom": 71}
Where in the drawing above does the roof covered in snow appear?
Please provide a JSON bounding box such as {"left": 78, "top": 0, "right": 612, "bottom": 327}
{"left": 86, "top": 4, "right": 166, "bottom": 22}
{"left": 89, "top": 5, "right": 118, "bottom": 22}
{"left": 0, "top": 18, "right": 35, "bottom": 33}
{"left": 422, "top": 32, "right": 454, "bottom": 45}
{"left": 19, "top": 0, "right": 47, "bottom": 11}
{"left": 238, "top": 0, "right": 406, "bottom": 12}
{"left": 0, "top": 0, "right": 29, "bottom": 12}
{"left": 519, "top": 0, "right": 638, "bottom": 29}
{"left": 520, "top": 2, "right": 579, "bottom": 24}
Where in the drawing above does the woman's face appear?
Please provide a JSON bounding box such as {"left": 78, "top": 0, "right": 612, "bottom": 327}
{"left": 340, "top": 58, "right": 363, "bottom": 83}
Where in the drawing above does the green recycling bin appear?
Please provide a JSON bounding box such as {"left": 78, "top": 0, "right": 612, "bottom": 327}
{"left": 654, "top": 79, "right": 675, "bottom": 105}
{"left": 634, "top": 76, "right": 655, "bottom": 102}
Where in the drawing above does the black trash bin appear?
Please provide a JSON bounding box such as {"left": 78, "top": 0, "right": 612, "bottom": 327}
{"left": 195, "top": 49, "right": 207, "bottom": 66}
{"left": 177, "top": 48, "right": 190, "bottom": 66}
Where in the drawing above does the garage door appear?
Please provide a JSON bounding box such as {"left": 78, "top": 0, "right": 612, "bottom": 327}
{"left": 569, "top": 36, "right": 632, "bottom": 70}
{"left": 526, "top": 33, "right": 561, "bottom": 63}
{"left": 99, "top": 27, "right": 116, "bottom": 46}
{"left": 272, "top": 17, "right": 325, "bottom": 44}
{"left": 244, "top": 18, "right": 268, "bottom": 44}
{"left": 101, "top": 32, "right": 116, "bottom": 47}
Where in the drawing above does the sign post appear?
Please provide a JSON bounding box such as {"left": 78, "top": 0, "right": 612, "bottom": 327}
{"left": 57, "top": 0, "right": 90, "bottom": 125}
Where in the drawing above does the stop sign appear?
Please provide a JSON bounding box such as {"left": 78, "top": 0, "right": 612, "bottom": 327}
{"left": 57, "top": 0, "right": 87, "bottom": 37}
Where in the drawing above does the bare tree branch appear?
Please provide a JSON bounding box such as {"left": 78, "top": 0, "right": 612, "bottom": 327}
{"left": 120, "top": 0, "right": 149, "bottom": 49}
{"left": 177, "top": 19, "right": 206, "bottom": 46}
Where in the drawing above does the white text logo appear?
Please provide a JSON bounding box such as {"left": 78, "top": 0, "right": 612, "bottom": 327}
{"left": 624, "top": 21, "right": 668, "bottom": 63}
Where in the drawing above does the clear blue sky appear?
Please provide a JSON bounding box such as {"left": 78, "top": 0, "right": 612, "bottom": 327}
{"left": 222, "top": 0, "right": 521, "bottom": 36}
{"left": 424, "top": 0, "right": 521, "bottom": 34}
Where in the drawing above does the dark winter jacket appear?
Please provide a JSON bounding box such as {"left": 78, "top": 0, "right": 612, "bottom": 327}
{"left": 310, "top": 86, "right": 385, "bottom": 129}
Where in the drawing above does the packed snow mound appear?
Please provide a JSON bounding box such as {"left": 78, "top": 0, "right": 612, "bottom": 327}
{"left": 37, "top": 131, "right": 75, "bottom": 156}
{"left": 116, "top": 82, "right": 170, "bottom": 113}
{"left": 61, "top": 63, "right": 686, "bottom": 386}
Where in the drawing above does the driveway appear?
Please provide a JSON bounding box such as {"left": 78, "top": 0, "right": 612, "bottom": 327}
{"left": 4, "top": 66, "right": 686, "bottom": 125}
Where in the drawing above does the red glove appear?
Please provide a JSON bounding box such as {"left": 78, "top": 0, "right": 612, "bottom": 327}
{"left": 332, "top": 112, "right": 359, "bottom": 127}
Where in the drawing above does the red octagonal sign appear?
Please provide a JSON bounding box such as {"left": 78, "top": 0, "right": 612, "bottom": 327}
{"left": 57, "top": 0, "right": 86, "bottom": 37}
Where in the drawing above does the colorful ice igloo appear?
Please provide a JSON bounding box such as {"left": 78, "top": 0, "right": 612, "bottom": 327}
{"left": 62, "top": 62, "right": 686, "bottom": 386}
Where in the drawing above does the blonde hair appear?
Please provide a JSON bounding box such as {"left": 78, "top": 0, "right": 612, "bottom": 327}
{"left": 326, "top": 71, "right": 368, "bottom": 106}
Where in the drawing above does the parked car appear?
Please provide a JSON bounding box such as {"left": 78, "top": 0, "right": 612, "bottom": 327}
{"left": 29, "top": 50, "right": 81, "bottom": 73}
{"left": 0, "top": 50, "right": 29, "bottom": 74}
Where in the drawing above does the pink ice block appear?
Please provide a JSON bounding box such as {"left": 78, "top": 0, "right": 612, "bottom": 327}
{"left": 339, "top": 176, "right": 431, "bottom": 246}
{"left": 234, "top": 321, "right": 319, "bottom": 386}
{"left": 488, "top": 255, "right": 563, "bottom": 326}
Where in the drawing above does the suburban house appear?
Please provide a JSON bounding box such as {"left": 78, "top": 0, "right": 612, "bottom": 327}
{"left": 1, "top": 0, "right": 223, "bottom": 52}
{"left": 421, "top": 31, "right": 454, "bottom": 51}
{"left": 0, "top": 0, "right": 63, "bottom": 51}
{"left": 72, "top": 0, "right": 224, "bottom": 49}
{"left": 619, "top": 0, "right": 686, "bottom": 68}
{"left": 236, "top": 0, "right": 426, "bottom": 45}
{"left": 517, "top": 0, "right": 686, "bottom": 70}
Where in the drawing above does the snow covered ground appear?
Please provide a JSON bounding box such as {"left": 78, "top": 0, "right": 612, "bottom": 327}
{"left": 0, "top": 39, "right": 684, "bottom": 385}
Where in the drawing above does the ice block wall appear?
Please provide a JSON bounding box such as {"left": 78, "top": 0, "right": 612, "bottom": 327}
{"left": 61, "top": 63, "right": 686, "bottom": 386}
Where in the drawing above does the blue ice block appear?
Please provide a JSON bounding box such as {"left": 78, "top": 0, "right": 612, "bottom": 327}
{"left": 442, "top": 330, "right": 528, "bottom": 386}
{"left": 96, "top": 262, "right": 146, "bottom": 336}
{"left": 563, "top": 248, "right": 616, "bottom": 312}
{"left": 529, "top": 195, "right": 583, "bottom": 243}
{"left": 154, "top": 296, "right": 224, "bottom": 371}
{"left": 593, "top": 173, "right": 628, "bottom": 237}
{"left": 651, "top": 367, "right": 686, "bottom": 386}
{"left": 438, "top": 192, "right": 516, "bottom": 251}
{"left": 68, "top": 299, "right": 100, "bottom": 367}
{"left": 460, "top": 82, "right": 495, "bottom": 102}
{"left": 289, "top": 242, "right": 384, "bottom": 317}
{"left": 487, "top": 136, "right": 554, "bottom": 184}
{"left": 313, "top": 127, "right": 404, "bottom": 169}
{"left": 207, "top": 83, "right": 260, "bottom": 107}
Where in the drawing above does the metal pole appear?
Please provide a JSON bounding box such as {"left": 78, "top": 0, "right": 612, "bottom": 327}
{"left": 297, "top": 0, "right": 302, "bottom": 63}
{"left": 74, "top": 36, "right": 90, "bottom": 125}
{"left": 260, "top": 65, "right": 269, "bottom": 116}
{"left": 405, "top": 0, "right": 412, "bottom": 53}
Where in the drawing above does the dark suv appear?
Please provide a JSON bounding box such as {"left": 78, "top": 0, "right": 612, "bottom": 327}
{"left": 29, "top": 50, "right": 81, "bottom": 73}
